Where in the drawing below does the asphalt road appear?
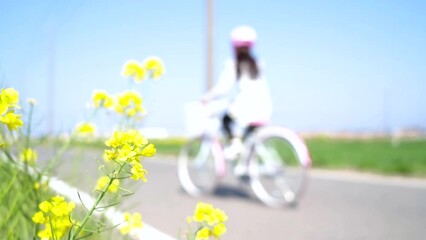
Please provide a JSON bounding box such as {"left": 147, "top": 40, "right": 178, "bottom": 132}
{"left": 45, "top": 149, "right": 426, "bottom": 240}
{"left": 129, "top": 158, "right": 426, "bottom": 240}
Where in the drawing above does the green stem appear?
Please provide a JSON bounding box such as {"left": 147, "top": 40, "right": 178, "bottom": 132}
{"left": 23, "top": 104, "right": 35, "bottom": 198}
{"left": 24, "top": 103, "right": 34, "bottom": 150}
{"left": 2, "top": 149, "right": 15, "bottom": 163}
{"left": 74, "top": 222, "right": 122, "bottom": 240}
{"left": 71, "top": 164, "right": 125, "bottom": 239}
{"left": 87, "top": 108, "right": 99, "bottom": 122}
{"left": 22, "top": 104, "right": 41, "bottom": 229}
{"left": 50, "top": 217, "right": 57, "bottom": 240}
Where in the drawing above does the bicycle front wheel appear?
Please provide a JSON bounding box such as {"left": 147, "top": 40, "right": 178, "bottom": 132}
{"left": 177, "top": 136, "right": 220, "bottom": 197}
{"left": 249, "top": 127, "right": 311, "bottom": 207}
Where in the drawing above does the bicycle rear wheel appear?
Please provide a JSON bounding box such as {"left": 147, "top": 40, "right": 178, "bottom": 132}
{"left": 177, "top": 136, "right": 220, "bottom": 197}
{"left": 249, "top": 127, "right": 311, "bottom": 207}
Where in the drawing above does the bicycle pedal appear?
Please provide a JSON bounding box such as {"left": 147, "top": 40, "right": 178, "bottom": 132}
{"left": 233, "top": 165, "right": 248, "bottom": 176}
{"left": 224, "top": 148, "right": 240, "bottom": 161}
{"left": 224, "top": 137, "right": 243, "bottom": 160}
{"left": 238, "top": 175, "right": 251, "bottom": 183}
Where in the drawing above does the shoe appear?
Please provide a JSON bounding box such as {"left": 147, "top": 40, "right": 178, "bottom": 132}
{"left": 224, "top": 138, "right": 243, "bottom": 160}
{"left": 233, "top": 164, "right": 249, "bottom": 177}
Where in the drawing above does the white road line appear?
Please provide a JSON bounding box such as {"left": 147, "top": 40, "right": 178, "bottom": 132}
{"left": 310, "top": 169, "right": 426, "bottom": 189}
{"left": 48, "top": 177, "right": 176, "bottom": 240}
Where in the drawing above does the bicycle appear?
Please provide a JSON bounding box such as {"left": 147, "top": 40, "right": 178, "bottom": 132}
{"left": 177, "top": 100, "right": 311, "bottom": 207}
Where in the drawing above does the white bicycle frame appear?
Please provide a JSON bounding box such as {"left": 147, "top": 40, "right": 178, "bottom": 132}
{"left": 181, "top": 100, "right": 312, "bottom": 206}
{"left": 184, "top": 100, "right": 311, "bottom": 176}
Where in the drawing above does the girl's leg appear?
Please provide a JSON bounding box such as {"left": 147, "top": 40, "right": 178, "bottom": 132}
{"left": 243, "top": 125, "right": 258, "bottom": 140}
{"left": 222, "top": 114, "right": 234, "bottom": 141}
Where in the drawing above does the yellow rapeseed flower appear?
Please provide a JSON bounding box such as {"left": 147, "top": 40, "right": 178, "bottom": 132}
{"left": 214, "top": 208, "right": 228, "bottom": 222}
{"left": 32, "top": 211, "right": 46, "bottom": 224}
{"left": 193, "top": 202, "right": 214, "bottom": 222}
{"left": 39, "top": 201, "right": 52, "bottom": 213}
{"left": 126, "top": 129, "right": 148, "bottom": 146}
{"left": 119, "top": 212, "right": 143, "bottom": 235}
{"left": 143, "top": 56, "right": 165, "bottom": 79}
{"left": 196, "top": 227, "right": 210, "bottom": 240}
{"left": 121, "top": 90, "right": 142, "bottom": 107}
{"left": 213, "top": 223, "right": 227, "bottom": 237}
{"left": 104, "top": 129, "right": 151, "bottom": 180}
{"left": 122, "top": 60, "right": 146, "bottom": 82}
{"left": 114, "top": 90, "right": 146, "bottom": 118}
{"left": 117, "top": 144, "right": 137, "bottom": 162}
{"left": 75, "top": 122, "right": 96, "bottom": 138}
{"left": 0, "top": 88, "right": 21, "bottom": 115}
{"left": 37, "top": 225, "right": 53, "bottom": 239}
{"left": 96, "top": 176, "right": 120, "bottom": 193}
{"left": 0, "top": 111, "right": 23, "bottom": 130}
{"left": 104, "top": 149, "right": 118, "bottom": 161}
{"left": 0, "top": 88, "right": 20, "bottom": 107}
{"left": 51, "top": 201, "right": 70, "bottom": 217}
{"left": 19, "top": 148, "right": 38, "bottom": 165}
{"left": 92, "top": 90, "right": 114, "bottom": 108}
{"left": 141, "top": 143, "right": 156, "bottom": 157}
{"left": 109, "top": 179, "right": 121, "bottom": 193}
{"left": 105, "top": 129, "right": 149, "bottom": 162}
{"left": 204, "top": 208, "right": 228, "bottom": 226}
{"left": 130, "top": 162, "right": 148, "bottom": 182}
{"left": 32, "top": 196, "right": 75, "bottom": 240}
{"left": 105, "top": 131, "right": 126, "bottom": 148}
{"left": 0, "top": 103, "right": 8, "bottom": 116}
{"left": 189, "top": 202, "right": 228, "bottom": 239}
{"left": 96, "top": 176, "right": 109, "bottom": 191}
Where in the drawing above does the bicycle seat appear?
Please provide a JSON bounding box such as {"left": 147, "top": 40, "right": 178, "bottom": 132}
{"left": 248, "top": 121, "right": 267, "bottom": 127}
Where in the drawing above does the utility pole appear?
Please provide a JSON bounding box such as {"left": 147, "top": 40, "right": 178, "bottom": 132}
{"left": 206, "top": 0, "right": 214, "bottom": 91}
{"left": 382, "top": 79, "right": 390, "bottom": 134}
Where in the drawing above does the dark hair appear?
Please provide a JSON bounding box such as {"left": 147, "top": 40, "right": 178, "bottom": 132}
{"left": 235, "top": 46, "right": 259, "bottom": 80}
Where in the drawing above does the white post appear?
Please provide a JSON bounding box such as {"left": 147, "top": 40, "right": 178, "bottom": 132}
{"left": 206, "top": 0, "right": 214, "bottom": 91}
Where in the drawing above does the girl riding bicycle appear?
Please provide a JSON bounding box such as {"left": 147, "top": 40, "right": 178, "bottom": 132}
{"left": 180, "top": 31, "right": 309, "bottom": 205}
{"left": 202, "top": 26, "right": 273, "bottom": 159}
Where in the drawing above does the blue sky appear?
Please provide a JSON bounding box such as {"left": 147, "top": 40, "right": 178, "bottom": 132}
{"left": 1, "top": 0, "right": 425, "bottom": 135}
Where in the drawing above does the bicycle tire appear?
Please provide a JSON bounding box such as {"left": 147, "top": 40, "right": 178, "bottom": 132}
{"left": 248, "top": 126, "right": 311, "bottom": 207}
{"left": 177, "top": 136, "right": 222, "bottom": 197}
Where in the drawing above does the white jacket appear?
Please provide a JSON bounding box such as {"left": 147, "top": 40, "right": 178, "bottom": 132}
{"left": 206, "top": 59, "right": 273, "bottom": 125}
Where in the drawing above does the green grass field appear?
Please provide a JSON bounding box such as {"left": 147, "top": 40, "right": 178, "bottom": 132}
{"left": 306, "top": 137, "right": 426, "bottom": 176}
{"left": 154, "top": 137, "right": 426, "bottom": 177}
{"left": 68, "top": 136, "right": 426, "bottom": 177}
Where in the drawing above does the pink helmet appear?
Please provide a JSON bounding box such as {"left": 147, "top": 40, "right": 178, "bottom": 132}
{"left": 231, "top": 25, "right": 257, "bottom": 48}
